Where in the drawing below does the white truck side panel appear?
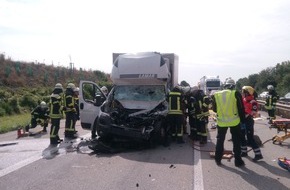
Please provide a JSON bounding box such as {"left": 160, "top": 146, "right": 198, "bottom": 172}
{"left": 112, "top": 52, "right": 178, "bottom": 89}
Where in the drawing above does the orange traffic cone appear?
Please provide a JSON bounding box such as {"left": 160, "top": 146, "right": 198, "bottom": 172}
{"left": 17, "top": 128, "right": 23, "bottom": 138}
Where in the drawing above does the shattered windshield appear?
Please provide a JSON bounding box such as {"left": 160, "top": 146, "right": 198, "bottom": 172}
{"left": 114, "top": 85, "right": 165, "bottom": 101}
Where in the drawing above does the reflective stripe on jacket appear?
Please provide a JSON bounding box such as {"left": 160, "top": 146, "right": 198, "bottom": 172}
{"left": 168, "top": 92, "right": 183, "bottom": 115}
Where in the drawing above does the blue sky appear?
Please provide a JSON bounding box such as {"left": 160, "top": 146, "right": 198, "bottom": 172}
{"left": 1, "top": 0, "right": 290, "bottom": 86}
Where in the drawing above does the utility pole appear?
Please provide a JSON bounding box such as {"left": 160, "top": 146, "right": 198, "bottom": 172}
{"left": 69, "top": 55, "right": 74, "bottom": 73}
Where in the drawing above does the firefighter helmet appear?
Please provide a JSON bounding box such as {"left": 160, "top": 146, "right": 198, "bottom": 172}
{"left": 67, "top": 83, "right": 76, "bottom": 89}
{"left": 101, "top": 86, "right": 108, "bottom": 95}
{"left": 54, "top": 83, "right": 63, "bottom": 90}
{"left": 224, "top": 78, "right": 235, "bottom": 89}
{"left": 267, "top": 85, "right": 274, "bottom": 90}
{"left": 242, "top": 86, "right": 255, "bottom": 95}
{"left": 74, "top": 87, "right": 79, "bottom": 92}
{"left": 40, "top": 101, "right": 46, "bottom": 108}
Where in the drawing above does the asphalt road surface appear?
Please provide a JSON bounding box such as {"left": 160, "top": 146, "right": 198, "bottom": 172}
{"left": 0, "top": 112, "right": 290, "bottom": 190}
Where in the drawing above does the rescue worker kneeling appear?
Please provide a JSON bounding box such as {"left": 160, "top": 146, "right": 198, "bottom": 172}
{"left": 167, "top": 86, "right": 185, "bottom": 144}
{"left": 26, "top": 101, "right": 50, "bottom": 133}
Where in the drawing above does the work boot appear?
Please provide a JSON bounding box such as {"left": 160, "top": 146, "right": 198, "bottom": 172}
{"left": 253, "top": 154, "right": 263, "bottom": 162}
{"left": 177, "top": 137, "right": 185, "bottom": 144}
{"left": 235, "top": 159, "right": 245, "bottom": 167}
{"left": 50, "top": 138, "right": 59, "bottom": 145}
{"left": 215, "top": 159, "right": 222, "bottom": 166}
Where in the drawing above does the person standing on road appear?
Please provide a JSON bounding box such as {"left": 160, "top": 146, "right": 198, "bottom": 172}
{"left": 196, "top": 92, "right": 211, "bottom": 144}
{"left": 265, "top": 85, "right": 279, "bottom": 124}
{"left": 240, "top": 86, "right": 263, "bottom": 161}
{"left": 64, "top": 83, "right": 77, "bottom": 138}
{"left": 212, "top": 77, "right": 245, "bottom": 167}
{"left": 73, "top": 87, "right": 80, "bottom": 121}
{"left": 49, "top": 83, "right": 64, "bottom": 145}
{"left": 167, "top": 86, "right": 185, "bottom": 144}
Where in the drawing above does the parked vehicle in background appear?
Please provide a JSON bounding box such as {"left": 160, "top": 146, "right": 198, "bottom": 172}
{"left": 279, "top": 92, "right": 290, "bottom": 104}
{"left": 258, "top": 91, "right": 268, "bottom": 99}
{"left": 199, "top": 75, "right": 221, "bottom": 96}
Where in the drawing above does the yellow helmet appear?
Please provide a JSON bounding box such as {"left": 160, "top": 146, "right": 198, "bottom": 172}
{"left": 242, "top": 86, "right": 255, "bottom": 95}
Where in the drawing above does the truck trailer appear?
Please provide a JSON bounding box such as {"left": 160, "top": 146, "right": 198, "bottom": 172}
{"left": 81, "top": 52, "right": 179, "bottom": 144}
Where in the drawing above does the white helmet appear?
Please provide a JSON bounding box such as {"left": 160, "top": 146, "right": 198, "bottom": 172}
{"left": 54, "top": 83, "right": 63, "bottom": 90}
{"left": 224, "top": 78, "right": 235, "bottom": 89}
{"left": 40, "top": 101, "right": 46, "bottom": 108}
{"left": 225, "top": 78, "right": 235, "bottom": 85}
{"left": 267, "top": 85, "right": 274, "bottom": 90}
{"left": 67, "top": 83, "right": 76, "bottom": 90}
{"left": 74, "top": 87, "right": 79, "bottom": 92}
{"left": 101, "top": 86, "right": 108, "bottom": 94}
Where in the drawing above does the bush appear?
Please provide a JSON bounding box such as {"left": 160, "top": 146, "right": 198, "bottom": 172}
{"left": 0, "top": 107, "right": 5, "bottom": 116}
{"left": 0, "top": 102, "right": 12, "bottom": 115}
{"left": 9, "top": 97, "right": 20, "bottom": 114}
{"left": 19, "top": 94, "right": 38, "bottom": 109}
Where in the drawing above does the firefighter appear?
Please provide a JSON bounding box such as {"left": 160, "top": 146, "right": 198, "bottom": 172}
{"left": 212, "top": 77, "right": 245, "bottom": 167}
{"left": 49, "top": 83, "right": 64, "bottom": 145}
{"left": 74, "top": 87, "right": 80, "bottom": 121}
{"left": 196, "top": 91, "right": 210, "bottom": 144}
{"left": 240, "top": 86, "right": 263, "bottom": 161}
{"left": 187, "top": 93, "right": 197, "bottom": 140}
{"left": 181, "top": 86, "right": 190, "bottom": 134}
{"left": 265, "top": 85, "right": 279, "bottom": 124}
{"left": 64, "top": 83, "right": 77, "bottom": 138}
{"left": 167, "top": 86, "right": 185, "bottom": 144}
{"left": 26, "top": 101, "right": 50, "bottom": 133}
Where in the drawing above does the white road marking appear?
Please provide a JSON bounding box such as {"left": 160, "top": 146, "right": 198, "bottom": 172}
{"left": 193, "top": 146, "right": 204, "bottom": 190}
{"left": 0, "top": 154, "right": 42, "bottom": 177}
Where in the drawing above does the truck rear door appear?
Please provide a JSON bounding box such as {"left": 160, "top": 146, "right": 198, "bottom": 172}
{"left": 79, "top": 80, "right": 106, "bottom": 130}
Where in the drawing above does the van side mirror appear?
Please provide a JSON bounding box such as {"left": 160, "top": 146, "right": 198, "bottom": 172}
{"left": 94, "top": 95, "right": 104, "bottom": 106}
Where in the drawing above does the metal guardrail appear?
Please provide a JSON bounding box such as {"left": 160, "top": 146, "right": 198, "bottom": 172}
{"left": 257, "top": 100, "right": 290, "bottom": 118}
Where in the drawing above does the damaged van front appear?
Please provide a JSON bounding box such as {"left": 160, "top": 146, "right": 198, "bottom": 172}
{"left": 96, "top": 84, "right": 168, "bottom": 143}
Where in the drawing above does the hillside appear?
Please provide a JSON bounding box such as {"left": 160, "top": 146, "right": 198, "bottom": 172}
{"left": 0, "top": 53, "right": 112, "bottom": 118}
{"left": 0, "top": 54, "right": 110, "bottom": 88}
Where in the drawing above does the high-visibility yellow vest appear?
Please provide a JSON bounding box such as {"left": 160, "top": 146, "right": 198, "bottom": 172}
{"left": 214, "top": 90, "right": 240, "bottom": 127}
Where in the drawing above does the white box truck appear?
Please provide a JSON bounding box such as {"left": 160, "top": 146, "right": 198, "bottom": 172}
{"left": 79, "top": 52, "right": 179, "bottom": 143}
{"left": 199, "top": 75, "right": 221, "bottom": 96}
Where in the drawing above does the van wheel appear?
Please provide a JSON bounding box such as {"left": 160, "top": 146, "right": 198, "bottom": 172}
{"left": 148, "top": 120, "right": 163, "bottom": 147}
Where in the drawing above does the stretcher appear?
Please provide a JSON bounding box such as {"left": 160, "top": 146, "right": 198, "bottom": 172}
{"left": 270, "top": 118, "right": 290, "bottom": 144}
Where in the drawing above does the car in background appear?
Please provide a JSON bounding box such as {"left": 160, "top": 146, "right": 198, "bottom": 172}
{"left": 279, "top": 92, "right": 290, "bottom": 103}
{"left": 258, "top": 91, "right": 268, "bottom": 99}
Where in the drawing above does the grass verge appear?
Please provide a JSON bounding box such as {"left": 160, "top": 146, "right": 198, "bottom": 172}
{"left": 0, "top": 113, "right": 31, "bottom": 134}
